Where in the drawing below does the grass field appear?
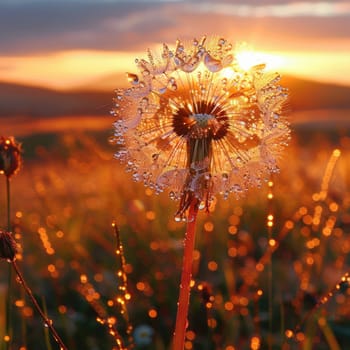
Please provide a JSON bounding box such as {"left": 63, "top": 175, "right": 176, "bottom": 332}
{"left": 1, "top": 124, "right": 350, "bottom": 350}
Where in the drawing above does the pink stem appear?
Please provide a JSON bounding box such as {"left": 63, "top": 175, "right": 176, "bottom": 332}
{"left": 173, "top": 199, "right": 199, "bottom": 350}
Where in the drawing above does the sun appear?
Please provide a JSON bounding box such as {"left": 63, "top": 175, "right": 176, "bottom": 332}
{"left": 219, "top": 45, "right": 287, "bottom": 81}
{"left": 235, "top": 47, "right": 286, "bottom": 72}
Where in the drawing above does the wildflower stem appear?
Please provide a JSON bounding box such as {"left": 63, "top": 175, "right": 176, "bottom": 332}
{"left": 6, "top": 177, "right": 10, "bottom": 231}
{"left": 4, "top": 177, "right": 12, "bottom": 350}
{"left": 173, "top": 198, "right": 199, "bottom": 350}
{"left": 11, "top": 260, "right": 68, "bottom": 350}
{"left": 4, "top": 266, "right": 13, "bottom": 350}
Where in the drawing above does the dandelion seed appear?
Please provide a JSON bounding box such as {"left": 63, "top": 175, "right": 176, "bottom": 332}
{"left": 112, "top": 36, "right": 289, "bottom": 218}
{"left": 0, "top": 136, "right": 22, "bottom": 178}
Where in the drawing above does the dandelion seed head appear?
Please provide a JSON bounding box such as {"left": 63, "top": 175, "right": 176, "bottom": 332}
{"left": 0, "top": 230, "right": 18, "bottom": 261}
{"left": 0, "top": 136, "right": 22, "bottom": 178}
{"left": 112, "top": 36, "right": 290, "bottom": 217}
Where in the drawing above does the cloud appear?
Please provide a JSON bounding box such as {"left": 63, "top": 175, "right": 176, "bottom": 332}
{"left": 190, "top": 2, "right": 350, "bottom": 18}
{"left": 0, "top": 1, "right": 349, "bottom": 55}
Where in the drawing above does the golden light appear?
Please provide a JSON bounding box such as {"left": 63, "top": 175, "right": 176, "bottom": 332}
{"left": 1, "top": 44, "right": 350, "bottom": 91}
{"left": 4, "top": 335, "right": 10, "bottom": 342}
{"left": 269, "top": 239, "right": 276, "bottom": 247}
{"left": 235, "top": 48, "right": 286, "bottom": 72}
{"left": 148, "top": 308, "right": 158, "bottom": 318}
{"left": 58, "top": 305, "right": 67, "bottom": 314}
{"left": 15, "top": 299, "right": 25, "bottom": 308}
{"left": 0, "top": 50, "right": 139, "bottom": 90}
{"left": 285, "top": 329, "right": 294, "bottom": 338}
{"left": 224, "top": 301, "right": 234, "bottom": 311}
{"left": 220, "top": 47, "right": 286, "bottom": 80}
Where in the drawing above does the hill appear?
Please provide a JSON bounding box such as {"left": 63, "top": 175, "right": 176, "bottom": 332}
{"left": 282, "top": 76, "right": 350, "bottom": 110}
{"left": 0, "top": 82, "right": 111, "bottom": 118}
{"left": 0, "top": 76, "right": 349, "bottom": 121}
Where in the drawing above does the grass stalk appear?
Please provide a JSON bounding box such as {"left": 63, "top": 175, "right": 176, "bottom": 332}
{"left": 11, "top": 260, "right": 67, "bottom": 350}
{"left": 112, "top": 221, "right": 133, "bottom": 347}
{"left": 318, "top": 317, "right": 341, "bottom": 350}
{"left": 42, "top": 297, "right": 54, "bottom": 350}
{"left": 173, "top": 198, "right": 199, "bottom": 350}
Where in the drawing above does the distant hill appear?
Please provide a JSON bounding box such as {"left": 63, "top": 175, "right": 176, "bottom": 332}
{"left": 282, "top": 75, "right": 350, "bottom": 111}
{"left": 78, "top": 73, "right": 350, "bottom": 111}
{"left": 0, "top": 82, "right": 111, "bottom": 118}
{"left": 0, "top": 76, "right": 349, "bottom": 119}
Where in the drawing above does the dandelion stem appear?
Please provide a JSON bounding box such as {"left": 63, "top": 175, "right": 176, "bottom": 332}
{"left": 11, "top": 260, "right": 68, "bottom": 350}
{"left": 267, "top": 179, "right": 274, "bottom": 350}
{"left": 268, "top": 245, "right": 273, "bottom": 350}
{"left": 173, "top": 198, "right": 199, "bottom": 350}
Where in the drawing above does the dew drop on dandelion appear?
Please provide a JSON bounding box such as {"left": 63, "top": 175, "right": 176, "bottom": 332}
{"left": 112, "top": 35, "right": 290, "bottom": 216}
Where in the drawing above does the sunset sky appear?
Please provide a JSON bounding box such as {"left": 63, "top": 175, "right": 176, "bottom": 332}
{"left": 1, "top": 0, "right": 350, "bottom": 90}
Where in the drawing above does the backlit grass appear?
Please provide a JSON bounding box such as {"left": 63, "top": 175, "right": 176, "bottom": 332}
{"left": 0, "top": 128, "right": 349, "bottom": 349}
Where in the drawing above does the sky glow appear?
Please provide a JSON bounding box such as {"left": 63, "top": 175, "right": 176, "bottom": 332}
{"left": 0, "top": 0, "right": 349, "bottom": 89}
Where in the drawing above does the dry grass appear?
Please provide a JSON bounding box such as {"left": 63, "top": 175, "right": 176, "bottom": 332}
{"left": 0, "top": 127, "right": 350, "bottom": 349}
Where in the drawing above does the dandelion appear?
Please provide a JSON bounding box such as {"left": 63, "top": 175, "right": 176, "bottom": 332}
{"left": 0, "top": 136, "right": 21, "bottom": 178}
{"left": 1, "top": 136, "right": 21, "bottom": 350}
{"left": 0, "top": 136, "right": 22, "bottom": 229}
{"left": 0, "top": 230, "right": 18, "bottom": 261}
{"left": 112, "top": 36, "right": 289, "bottom": 219}
{"left": 112, "top": 35, "right": 289, "bottom": 350}
{"left": 0, "top": 228, "right": 67, "bottom": 349}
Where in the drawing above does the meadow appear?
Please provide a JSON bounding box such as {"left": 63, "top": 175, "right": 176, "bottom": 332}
{"left": 0, "top": 120, "right": 350, "bottom": 350}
